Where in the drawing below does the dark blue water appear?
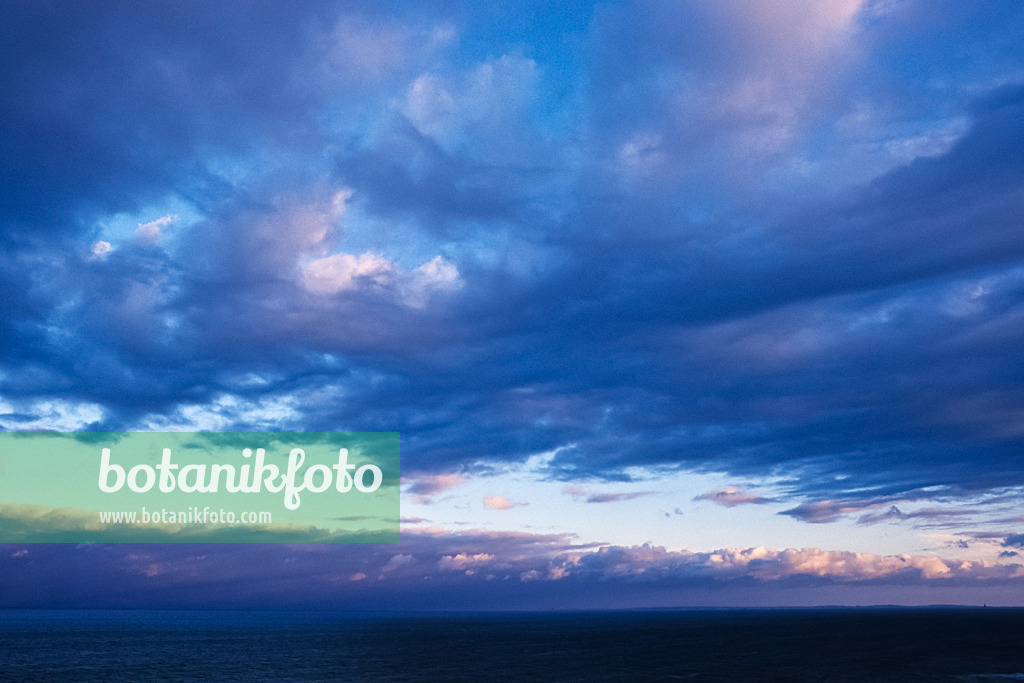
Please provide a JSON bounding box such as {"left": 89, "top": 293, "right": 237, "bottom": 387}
{"left": 1, "top": 608, "right": 1022, "bottom": 681}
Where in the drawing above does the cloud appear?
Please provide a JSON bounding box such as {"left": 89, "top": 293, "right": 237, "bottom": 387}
{"left": 696, "top": 486, "right": 771, "bottom": 508}
{"left": 134, "top": 215, "right": 179, "bottom": 245}
{"left": 303, "top": 252, "right": 397, "bottom": 294}
{"left": 400, "top": 517, "right": 430, "bottom": 524}
{"left": 380, "top": 554, "right": 416, "bottom": 573}
{"left": 588, "top": 0, "right": 867, "bottom": 195}
{"left": 1, "top": 530, "right": 1022, "bottom": 610}
{"left": 405, "top": 474, "right": 466, "bottom": 505}
{"left": 1002, "top": 534, "right": 1024, "bottom": 549}
{"left": 439, "top": 552, "right": 495, "bottom": 572}
{"left": 564, "top": 486, "right": 653, "bottom": 504}
{"left": 320, "top": 14, "right": 445, "bottom": 86}
{"left": 0, "top": 398, "right": 106, "bottom": 432}
{"left": 0, "top": 2, "right": 401, "bottom": 237}
{"left": 856, "top": 506, "right": 976, "bottom": 527}
{"left": 1, "top": 1, "right": 1023, "bottom": 534}
{"left": 482, "top": 495, "right": 525, "bottom": 510}
{"left": 402, "top": 54, "right": 545, "bottom": 165}
{"left": 303, "top": 251, "right": 461, "bottom": 307}
{"left": 585, "top": 492, "right": 653, "bottom": 504}
{"left": 781, "top": 501, "right": 884, "bottom": 524}
{"left": 483, "top": 495, "right": 511, "bottom": 510}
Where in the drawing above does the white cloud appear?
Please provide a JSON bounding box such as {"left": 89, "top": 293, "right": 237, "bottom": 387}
{"left": 133, "top": 393, "right": 300, "bottom": 432}
{"left": 404, "top": 255, "right": 462, "bottom": 306}
{"left": 0, "top": 398, "right": 105, "bottom": 431}
{"left": 439, "top": 552, "right": 495, "bottom": 572}
{"left": 302, "top": 251, "right": 462, "bottom": 307}
{"left": 380, "top": 553, "right": 416, "bottom": 574}
{"left": 134, "top": 214, "right": 179, "bottom": 244}
{"left": 303, "top": 251, "right": 396, "bottom": 294}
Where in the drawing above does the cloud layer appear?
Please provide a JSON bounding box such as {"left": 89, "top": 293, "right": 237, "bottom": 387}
{"left": 1, "top": 2, "right": 1023, "bottom": 551}
{"left": 3, "top": 530, "right": 1022, "bottom": 609}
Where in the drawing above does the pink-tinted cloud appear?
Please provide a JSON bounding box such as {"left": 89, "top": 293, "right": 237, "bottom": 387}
{"left": 4, "top": 528, "right": 1022, "bottom": 611}
{"left": 535, "top": 543, "right": 1024, "bottom": 586}
{"left": 695, "top": 486, "right": 771, "bottom": 507}
{"left": 439, "top": 552, "right": 495, "bottom": 573}
{"left": 404, "top": 473, "right": 466, "bottom": 504}
{"left": 483, "top": 495, "right": 525, "bottom": 510}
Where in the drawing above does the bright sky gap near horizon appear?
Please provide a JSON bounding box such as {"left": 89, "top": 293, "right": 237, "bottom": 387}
{"left": 1, "top": 0, "right": 1023, "bottom": 609}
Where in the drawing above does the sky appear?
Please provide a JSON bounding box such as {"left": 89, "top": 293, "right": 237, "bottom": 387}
{"left": 1, "top": 0, "right": 1024, "bottom": 609}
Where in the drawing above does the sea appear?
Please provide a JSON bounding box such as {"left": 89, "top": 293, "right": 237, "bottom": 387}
{"left": 1, "top": 607, "right": 1022, "bottom": 681}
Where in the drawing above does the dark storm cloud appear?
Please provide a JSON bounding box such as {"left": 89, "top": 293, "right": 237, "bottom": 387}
{"left": 531, "top": 90, "right": 1024, "bottom": 493}
{"left": 0, "top": 0, "right": 450, "bottom": 414}
{"left": 336, "top": 114, "right": 546, "bottom": 227}
{"left": 1, "top": 1, "right": 1023, "bottom": 517}
{"left": 0, "top": 0, "right": 340, "bottom": 235}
